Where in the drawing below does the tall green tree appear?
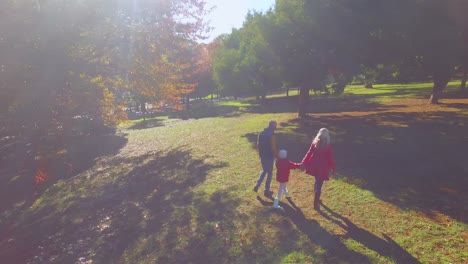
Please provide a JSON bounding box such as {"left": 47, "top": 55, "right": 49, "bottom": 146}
{"left": 212, "top": 30, "right": 250, "bottom": 99}
{"left": 237, "top": 11, "right": 282, "bottom": 99}
{"left": 452, "top": 1, "right": 468, "bottom": 91}
{"left": 270, "top": 0, "right": 372, "bottom": 116}
{"left": 411, "top": 0, "right": 460, "bottom": 103}
{"left": 375, "top": 0, "right": 467, "bottom": 103}
{"left": 212, "top": 11, "right": 282, "bottom": 100}
{"left": 212, "top": 46, "right": 246, "bottom": 98}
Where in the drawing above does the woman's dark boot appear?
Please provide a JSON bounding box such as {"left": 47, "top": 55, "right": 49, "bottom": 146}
{"left": 314, "top": 192, "right": 321, "bottom": 210}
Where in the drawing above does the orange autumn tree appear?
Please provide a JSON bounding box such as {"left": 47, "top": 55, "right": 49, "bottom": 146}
{"left": 1, "top": 0, "right": 211, "bottom": 132}
{"left": 75, "top": 0, "right": 211, "bottom": 119}
{"left": 0, "top": 0, "right": 210, "bottom": 191}
{"left": 189, "top": 41, "right": 221, "bottom": 101}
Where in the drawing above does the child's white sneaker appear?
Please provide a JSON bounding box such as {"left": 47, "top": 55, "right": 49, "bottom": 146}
{"left": 273, "top": 198, "right": 282, "bottom": 209}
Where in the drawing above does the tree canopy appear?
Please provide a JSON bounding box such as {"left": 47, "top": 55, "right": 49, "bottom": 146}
{"left": 210, "top": 0, "right": 468, "bottom": 115}
{"left": 2, "top": 0, "right": 468, "bottom": 127}
{"left": 0, "top": 0, "right": 210, "bottom": 137}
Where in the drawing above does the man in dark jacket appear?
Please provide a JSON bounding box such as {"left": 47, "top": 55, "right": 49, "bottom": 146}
{"left": 254, "top": 120, "right": 279, "bottom": 196}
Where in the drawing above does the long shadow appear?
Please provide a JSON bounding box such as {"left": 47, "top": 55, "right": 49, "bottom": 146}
{"left": 319, "top": 204, "right": 421, "bottom": 264}
{"left": 245, "top": 84, "right": 466, "bottom": 115}
{"left": 127, "top": 105, "right": 242, "bottom": 127}
{"left": 126, "top": 118, "right": 166, "bottom": 130}
{"left": 168, "top": 102, "right": 242, "bottom": 120}
{"left": 440, "top": 102, "right": 468, "bottom": 110}
{"left": 127, "top": 100, "right": 244, "bottom": 122}
{"left": 243, "top": 83, "right": 452, "bottom": 115}
{"left": 288, "top": 111, "right": 468, "bottom": 223}
{"left": 435, "top": 89, "right": 468, "bottom": 99}
{"left": 255, "top": 195, "right": 371, "bottom": 263}
{"left": 361, "top": 83, "right": 468, "bottom": 100}
{"left": 245, "top": 94, "right": 395, "bottom": 115}
{"left": 0, "top": 147, "right": 233, "bottom": 264}
{"left": 272, "top": 198, "right": 372, "bottom": 263}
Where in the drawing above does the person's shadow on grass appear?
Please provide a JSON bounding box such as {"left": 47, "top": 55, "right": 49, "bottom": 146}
{"left": 319, "top": 204, "right": 422, "bottom": 264}
{"left": 256, "top": 194, "right": 274, "bottom": 204}
{"left": 257, "top": 195, "right": 372, "bottom": 263}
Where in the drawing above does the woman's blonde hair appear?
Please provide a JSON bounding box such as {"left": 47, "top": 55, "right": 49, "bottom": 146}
{"left": 313, "top": 128, "right": 331, "bottom": 149}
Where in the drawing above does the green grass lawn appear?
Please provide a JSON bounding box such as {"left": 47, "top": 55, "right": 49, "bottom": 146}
{"left": 1, "top": 82, "right": 467, "bottom": 263}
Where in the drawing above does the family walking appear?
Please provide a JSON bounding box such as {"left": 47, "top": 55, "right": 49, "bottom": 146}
{"left": 253, "top": 120, "right": 335, "bottom": 210}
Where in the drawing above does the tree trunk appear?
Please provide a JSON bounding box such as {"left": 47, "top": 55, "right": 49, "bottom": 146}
{"left": 460, "top": 68, "right": 467, "bottom": 91}
{"left": 140, "top": 102, "right": 147, "bottom": 121}
{"left": 429, "top": 75, "right": 451, "bottom": 104}
{"left": 286, "top": 87, "right": 289, "bottom": 97}
{"left": 140, "top": 102, "right": 147, "bottom": 113}
{"left": 298, "top": 86, "right": 309, "bottom": 118}
{"left": 365, "top": 82, "right": 373, "bottom": 89}
{"left": 185, "top": 95, "right": 190, "bottom": 110}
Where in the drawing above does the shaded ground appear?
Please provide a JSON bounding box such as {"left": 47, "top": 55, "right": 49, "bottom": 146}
{"left": 0, "top": 133, "right": 128, "bottom": 223}
{"left": 0, "top": 146, "right": 230, "bottom": 263}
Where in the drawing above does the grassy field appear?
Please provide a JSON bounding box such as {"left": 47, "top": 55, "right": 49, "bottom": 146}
{"left": 1, "top": 82, "right": 467, "bottom": 263}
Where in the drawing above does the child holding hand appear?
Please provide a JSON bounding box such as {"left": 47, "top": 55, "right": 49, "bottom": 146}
{"left": 273, "top": 149, "right": 301, "bottom": 209}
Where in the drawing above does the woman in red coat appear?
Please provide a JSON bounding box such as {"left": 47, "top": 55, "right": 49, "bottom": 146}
{"left": 301, "top": 128, "right": 335, "bottom": 210}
